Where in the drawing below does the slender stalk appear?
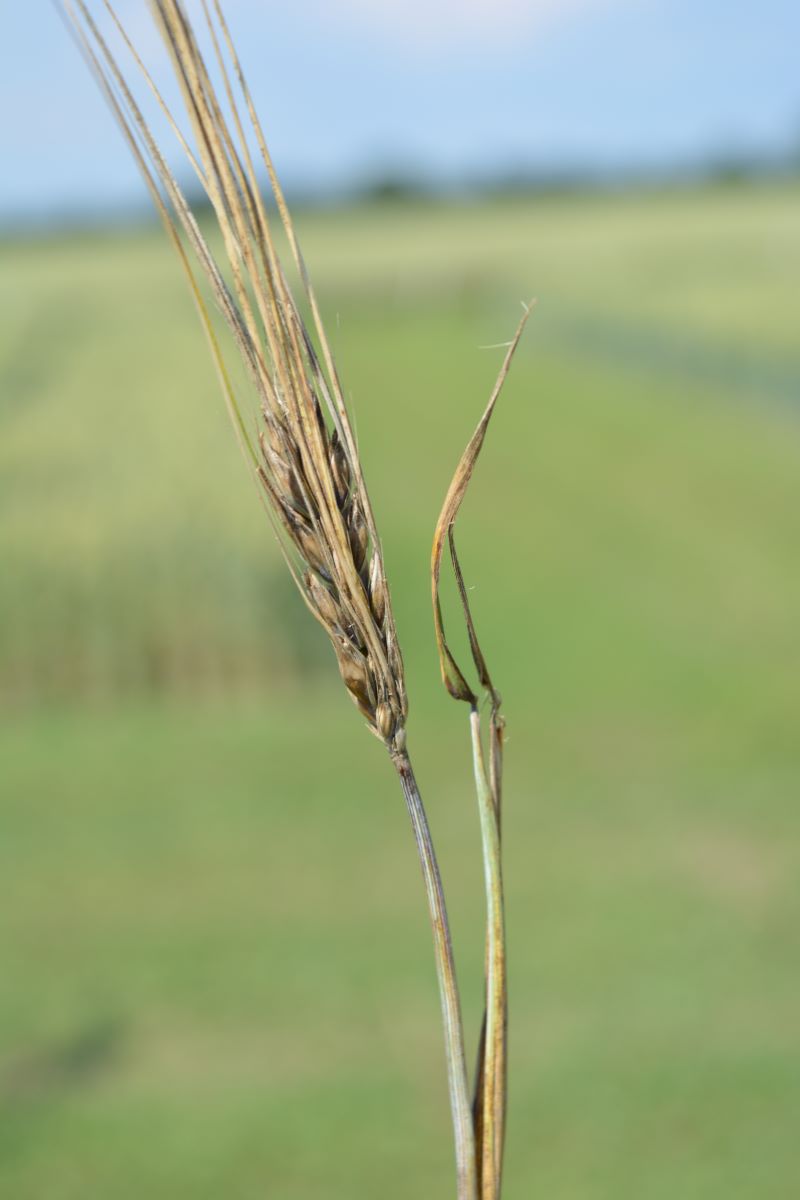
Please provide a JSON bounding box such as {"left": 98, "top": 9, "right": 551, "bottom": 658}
{"left": 469, "top": 708, "right": 507, "bottom": 1200}
{"left": 429, "top": 307, "right": 529, "bottom": 1195}
{"left": 391, "top": 749, "right": 478, "bottom": 1200}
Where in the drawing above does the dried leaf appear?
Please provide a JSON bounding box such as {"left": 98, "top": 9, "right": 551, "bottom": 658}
{"left": 431, "top": 303, "right": 534, "bottom": 703}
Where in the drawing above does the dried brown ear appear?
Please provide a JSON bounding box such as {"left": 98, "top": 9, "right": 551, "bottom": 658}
{"left": 431, "top": 304, "right": 534, "bottom": 705}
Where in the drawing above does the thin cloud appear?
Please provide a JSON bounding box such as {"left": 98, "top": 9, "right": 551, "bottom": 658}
{"left": 326, "top": 0, "right": 615, "bottom": 47}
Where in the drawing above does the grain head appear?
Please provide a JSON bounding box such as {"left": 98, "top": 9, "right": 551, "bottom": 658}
{"left": 61, "top": 0, "right": 407, "bottom": 748}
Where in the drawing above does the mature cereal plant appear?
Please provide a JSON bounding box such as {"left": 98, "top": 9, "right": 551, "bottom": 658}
{"left": 59, "top": 2, "right": 529, "bottom": 1196}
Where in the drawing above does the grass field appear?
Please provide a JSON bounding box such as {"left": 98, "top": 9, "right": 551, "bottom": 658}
{"left": 2, "top": 183, "right": 799, "bottom": 1197}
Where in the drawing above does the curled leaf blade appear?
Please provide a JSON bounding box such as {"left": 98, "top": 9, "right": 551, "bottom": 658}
{"left": 431, "top": 303, "right": 534, "bottom": 702}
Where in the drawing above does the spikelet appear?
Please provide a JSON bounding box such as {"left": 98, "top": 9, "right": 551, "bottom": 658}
{"left": 62, "top": 0, "right": 407, "bottom": 747}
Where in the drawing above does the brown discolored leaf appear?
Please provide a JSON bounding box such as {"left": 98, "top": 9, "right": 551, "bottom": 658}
{"left": 431, "top": 303, "right": 533, "bottom": 704}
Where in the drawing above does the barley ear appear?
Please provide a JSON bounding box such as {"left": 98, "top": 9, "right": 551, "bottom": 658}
{"left": 59, "top": 5, "right": 478, "bottom": 1195}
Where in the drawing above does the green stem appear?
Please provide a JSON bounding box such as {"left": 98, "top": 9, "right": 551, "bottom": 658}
{"left": 469, "top": 708, "right": 507, "bottom": 1200}
{"left": 392, "top": 748, "right": 478, "bottom": 1200}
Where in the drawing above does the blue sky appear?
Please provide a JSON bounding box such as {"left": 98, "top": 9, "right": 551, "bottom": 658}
{"left": 1, "top": 0, "right": 798, "bottom": 222}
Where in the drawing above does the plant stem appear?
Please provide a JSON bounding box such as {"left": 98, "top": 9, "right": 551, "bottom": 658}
{"left": 469, "top": 707, "right": 507, "bottom": 1200}
{"left": 391, "top": 748, "right": 478, "bottom": 1200}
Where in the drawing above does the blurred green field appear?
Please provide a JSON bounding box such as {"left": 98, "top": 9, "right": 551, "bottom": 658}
{"left": 2, "top": 184, "right": 799, "bottom": 1197}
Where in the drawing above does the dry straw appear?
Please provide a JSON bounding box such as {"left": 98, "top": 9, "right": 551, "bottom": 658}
{"left": 59, "top": 3, "right": 530, "bottom": 1196}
